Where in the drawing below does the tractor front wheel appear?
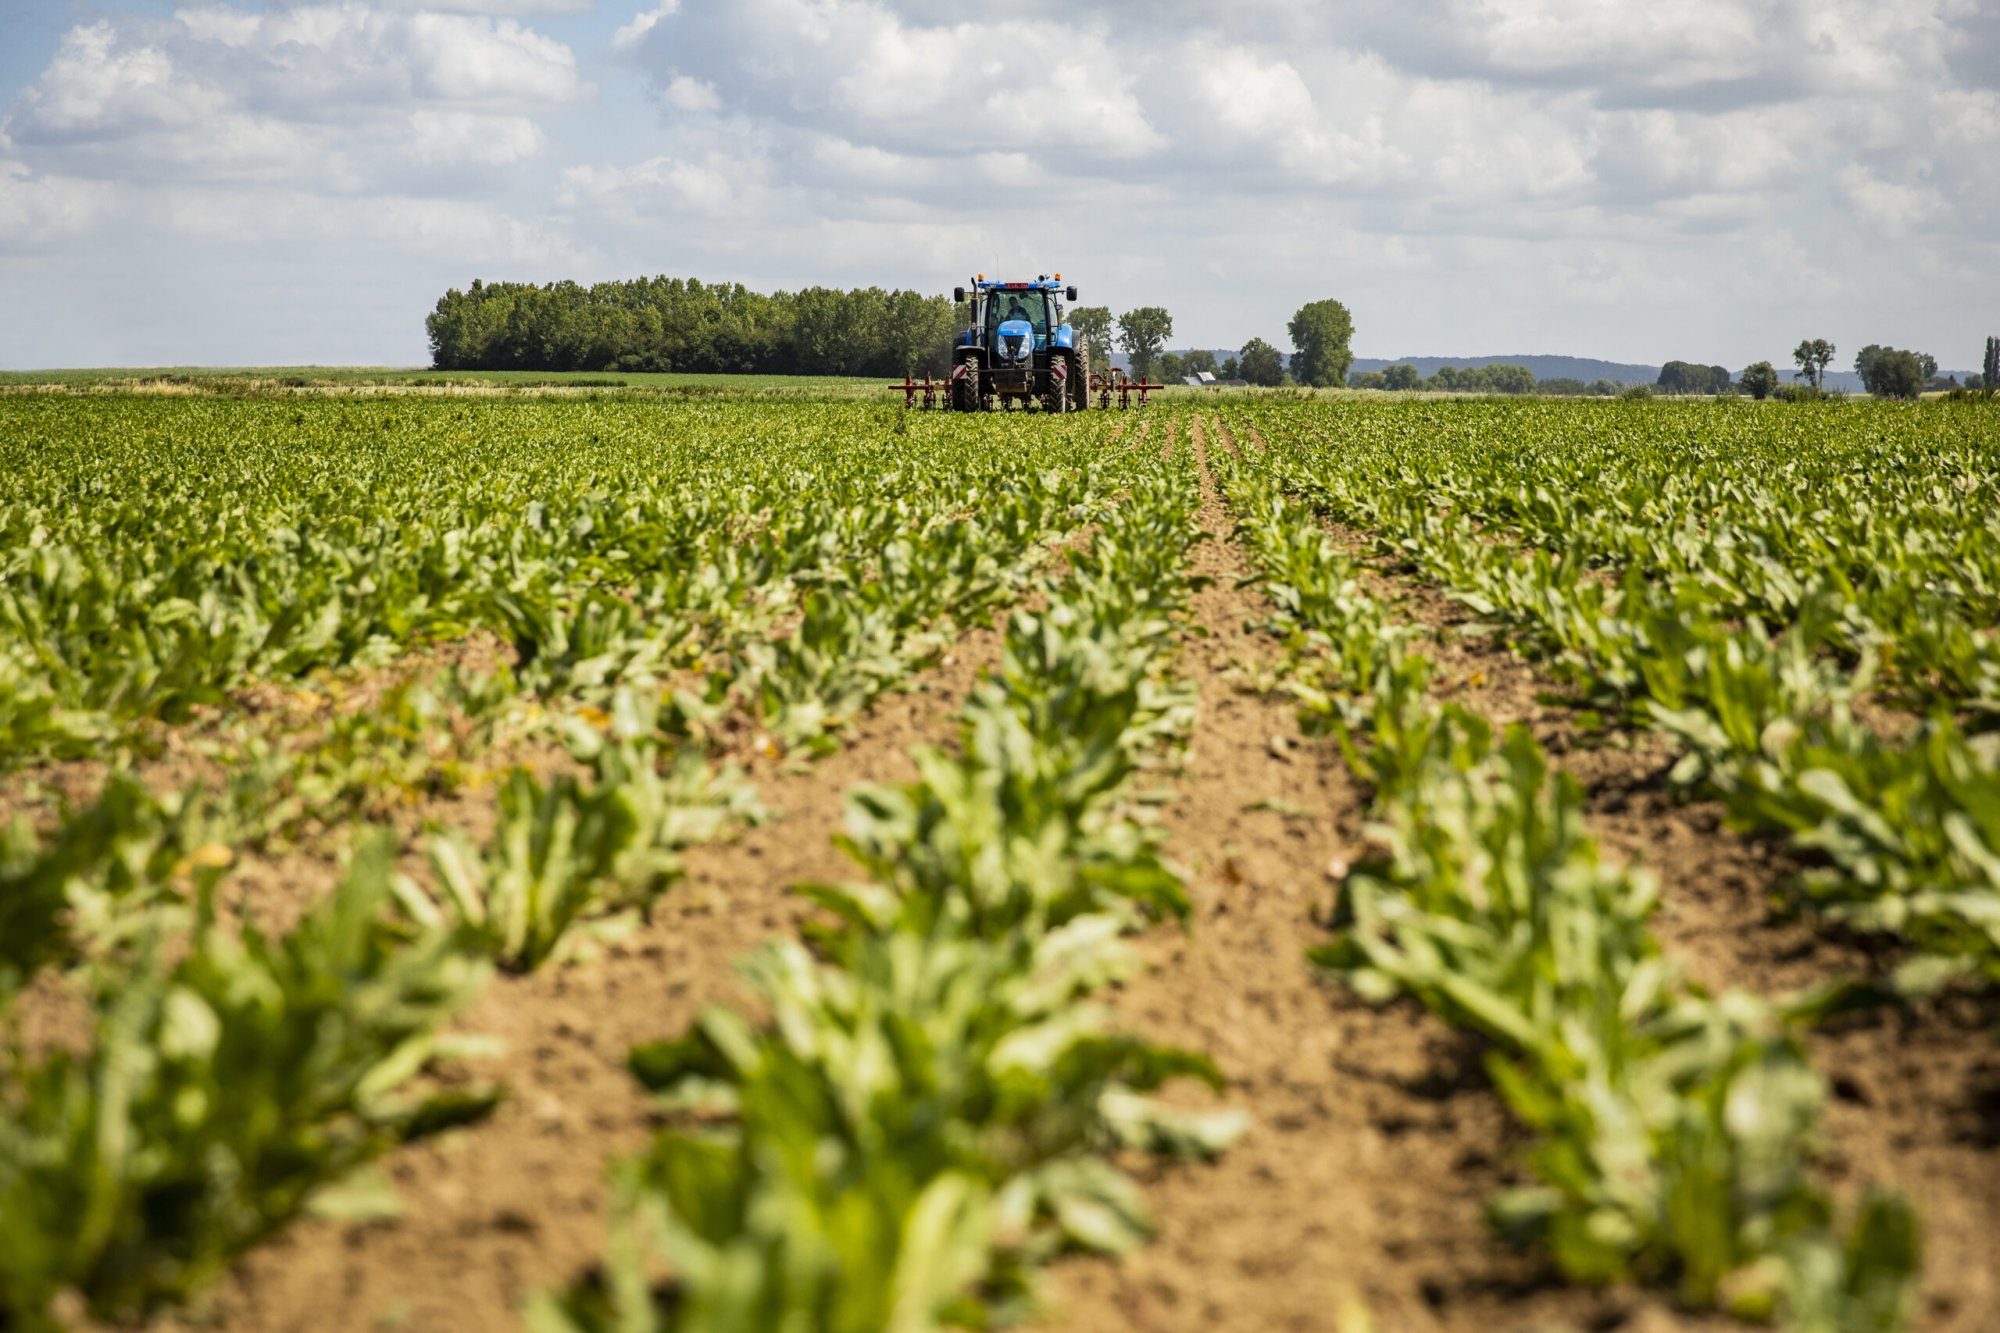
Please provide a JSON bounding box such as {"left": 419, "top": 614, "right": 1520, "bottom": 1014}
{"left": 952, "top": 358, "right": 979, "bottom": 413}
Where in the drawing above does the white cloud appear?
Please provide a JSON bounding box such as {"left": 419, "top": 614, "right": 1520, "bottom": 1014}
{"left": 410, "top": 109, "right": 544, "bottom": 167}
{"left": 3, "top": 0, "right": 1999, "bottom": 369}
{"left": 613, "top": 2, "right": 679, "bottom": 53}
{"left": 0, "top": 159, "right": 116, "bottom": 251}
{"left": 346, "top": 0, "right": 594, "bottom": 12}
{"left": 3, "top": 5, "right": 584, "bottom": 187}
{"left": 8, "top": 22, "right": 223, "bottom": 139}
{"left": 615, "top": 0, "right": 1165, "bottom": 159}
{"left": 661, "top": 74, "right": 719, "bottom": 113}
{"left": 1447, "top": 0, "right": 1765, "bottom": 87}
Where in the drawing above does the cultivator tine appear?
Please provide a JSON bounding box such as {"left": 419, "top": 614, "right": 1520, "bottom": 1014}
{"left": 1084, "top": 368, "right": 1166, "bottom": 410}
{"left": 889, "top": 373, "right": 945, "bottom": 411}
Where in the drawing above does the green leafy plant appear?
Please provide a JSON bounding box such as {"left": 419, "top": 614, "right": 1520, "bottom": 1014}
{"left": 536, "top": 430, "right": 1240, "bottom": 1331}
{"left": 1219, "top": 439, "right": 1920, "bottom": 1328}
{"left": 0, "top": 837, "right": 494, "bottom": 1328}
{"left": 395, "top": 742, "right": 755, "bottom": 972}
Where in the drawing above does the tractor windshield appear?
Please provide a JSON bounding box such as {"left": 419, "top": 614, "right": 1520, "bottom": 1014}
{"left": 987, "top": 291, "right": 1051, "bottom": 337}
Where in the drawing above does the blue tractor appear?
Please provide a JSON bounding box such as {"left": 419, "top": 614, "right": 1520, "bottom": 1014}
{"left": 948, "top": 275, "right": 1088, "bottom": 413}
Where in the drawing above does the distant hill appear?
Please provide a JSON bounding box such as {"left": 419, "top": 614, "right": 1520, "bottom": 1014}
{"left": 1171, "top": 351, "right": 1670, "bottom": 386}
{"left": 1132, "top": 349, "right": 1979, "bottom": 391}
{"left": 1808, "top": 369, "right": 1979, "bottom": 392}
{"left": 1349, "top": 357, "right": 1980, "bottom": 391}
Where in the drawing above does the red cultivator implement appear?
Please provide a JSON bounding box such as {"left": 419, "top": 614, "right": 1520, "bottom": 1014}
{"left": 1088, "top": 368, "right": 1168, "bottom": 410}
{"left": 888, "top": 373, "right": 947, "bottom": 411}
{"left": 889, "top": 366, "right": 1167, "bottom": 412}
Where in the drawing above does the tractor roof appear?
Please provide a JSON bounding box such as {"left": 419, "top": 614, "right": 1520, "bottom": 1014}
{"left": 973, "top": 275, "right": 1065, "bottom": 292}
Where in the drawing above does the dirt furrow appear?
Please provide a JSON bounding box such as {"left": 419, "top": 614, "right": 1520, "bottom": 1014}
{"left": 1041, "top": 418, "right": 1704, "bottom": 1332}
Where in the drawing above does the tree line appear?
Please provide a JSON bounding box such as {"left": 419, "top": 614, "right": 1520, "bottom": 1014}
{"left": 1347, "top": 363, "right": 1607, "bottom": 394}
{"left": 426, "top": 277, "right": 962, "bottom": 376}
{"left": 1768, "top": 338, "right": 1987, "bottom": 400}
{"left": 1628, "top": 337, "right": 1993, "bottom": 402}
{"left": 1058, "top": 299, "right": 1357, "bottom": 388}
{"left": 428, "top": 280, "right": 1991, "bottom": 403}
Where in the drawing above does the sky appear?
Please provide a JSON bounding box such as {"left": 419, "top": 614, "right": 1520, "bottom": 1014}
{"left": 1, "top": 0, "right": 1996, "bottom": 370}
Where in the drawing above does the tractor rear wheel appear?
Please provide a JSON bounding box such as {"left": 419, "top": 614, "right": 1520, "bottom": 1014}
{"left": 1067, "top": 348, "right": 1089, "bottom": 412}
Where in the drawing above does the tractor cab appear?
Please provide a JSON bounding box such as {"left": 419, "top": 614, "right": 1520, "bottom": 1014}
{"left": 987, "top": 290, "right": 1052, "bottom": 360}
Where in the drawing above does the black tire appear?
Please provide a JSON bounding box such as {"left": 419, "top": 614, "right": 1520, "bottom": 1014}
{"left": 953, "top": 357, "right": 979, "bottom": 413}
{"left": 1065, "top": 348, "right": 1088, "bottom": 412}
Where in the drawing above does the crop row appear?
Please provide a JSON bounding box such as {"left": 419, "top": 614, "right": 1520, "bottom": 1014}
{"left": 1259, "top": 400, "right": 2000, "bottom": 714}
{"left": 4, "top": 400, "right": 1135, "bottom": 1007}
{"left": 1, "top": 400, "right": 1152, "bottom": 1327}
{"left": 0, "top": 707, "right": 771, "bottom": 1327}
{"left": 1243, "top": 401, "right": 2000, "bottom": 989}
{"left": 532, "top": 425, "right": 1244, "bottom": 1331}
{"left": 1213, "top": 431, "right": 1918, "bottom": 1330}
{"left": 0, "top": 398, "right": 1117, "bottom": 766}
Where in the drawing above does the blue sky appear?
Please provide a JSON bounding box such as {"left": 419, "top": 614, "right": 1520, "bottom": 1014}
{"left": 2, "top": 0, "right": 1997, "bottom": 370}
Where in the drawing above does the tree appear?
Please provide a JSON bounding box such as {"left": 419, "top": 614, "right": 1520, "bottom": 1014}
{"left": 1219, "top": 356, "right": 1240, "bottom": 381}
{"left": 1116, "top": 307, "right": 1174, "bottom": 382}
{"left": 422, "top": 275, "right": 945, "bottom": 376}
{"left": 1740, "top": 361, "right": 1780, "bottom": 400}
{"left": 1381, "top": 362, "right": 1420, "bottom": 391}
{"left": 1863, "top": 348, "right": 1925, "bottom": 399}
{"left": 1180, "top": 349, "right": 1218, "bottom": 376}
{"left": 1287, "top": 298, "right": 1356, "bottom": 388}
{"left": 1481, "top": 364, "right": 1536, "bottom": 394}
{"left": 1156, "top": 353, "right": 1186, "bottom": 383}
{"left": 1792, "top": 338, "right": 1835, "bottom": 390}
{"left": 1856, "top": 344, "right": 1929, "bottom": 398}
{"left": 884, "top": 287, "right": 957, "bottom": 374}
{"left": 1352, "top": 370, "right": 1388, "bottom": 390}
{"left": 1985, "top": 335, "right": 1999, "bottom": 392}
{"left": 1918, "top": 352, "right": 1939, "bottom": 381}
{"left": 1657, "top": 360, "right": 1704, "bottom": 394}
{"left": 1659, "top": 361, "right": 1732, "bottom": 394}
{"left": 1069, "top": 306, "right": 1114, "bottom": 364}
{"left": 1853, "top": 344, "right": 1886, "bottom": 391}
{"left": 1237, "top": 338, "right": 1286, "bottom": 386}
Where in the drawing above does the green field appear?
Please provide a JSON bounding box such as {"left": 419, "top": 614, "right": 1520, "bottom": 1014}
{"left": 1, "top": 387, "right": 1994, "bottom": 1331}
{"left": 0, "top": 365, "right": 890, "bottom": 398}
